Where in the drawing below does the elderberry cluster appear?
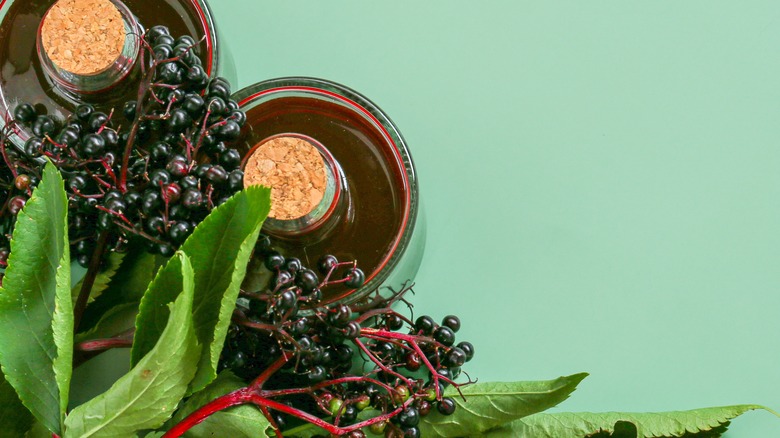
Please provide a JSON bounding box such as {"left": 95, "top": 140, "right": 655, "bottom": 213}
{"left": 0, "top": 155, "right": 37, "bottom": 280}
{"left": 219, "top": 240, "right": 474, "bottom": 437}
{"left": 220, "top": 236, "right": 366, "bottom": 379}
{"left": 7, "top": 26, "right": 245, "bottom": 265}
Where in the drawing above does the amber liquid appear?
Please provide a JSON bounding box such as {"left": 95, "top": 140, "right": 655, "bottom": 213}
{"left": 0, "top": 0, "right": 211, "bottom": 124}
{"left": 238, "top": 95, "right": 408, "bottom": 305}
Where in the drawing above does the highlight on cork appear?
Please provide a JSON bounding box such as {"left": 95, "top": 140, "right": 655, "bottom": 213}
{"left": 244, "top": 135, "right": 330, "bottom": 221}
{"left": 40, "top": 0, "right": 126, "bottom": 75}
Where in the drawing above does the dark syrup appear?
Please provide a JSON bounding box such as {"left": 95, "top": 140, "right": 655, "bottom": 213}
{"left": 0, "top": 0, "right": 211, "bottom": 123}
{"left": 238, "top": 95, "right": 408, "bottom": 305}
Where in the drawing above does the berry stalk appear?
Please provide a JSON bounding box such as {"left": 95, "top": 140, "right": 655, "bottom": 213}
{"left": 73, "top": 230, "right": 109, "bottom": 333}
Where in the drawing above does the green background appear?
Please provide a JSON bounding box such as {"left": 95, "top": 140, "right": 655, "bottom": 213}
{"left": 210, "top": 1, "right": 780, "bottom": 435}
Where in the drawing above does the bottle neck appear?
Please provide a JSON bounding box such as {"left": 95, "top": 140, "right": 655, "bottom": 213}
{"left": 244, "top": 133, "right": 349, "bottom": 239}
{"left": 36, "top": 0, "right": 143, "bottom": 97}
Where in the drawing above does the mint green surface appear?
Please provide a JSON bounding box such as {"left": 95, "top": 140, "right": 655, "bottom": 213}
{"left": 211, "top": 1, "right": 780, "bottom": 435}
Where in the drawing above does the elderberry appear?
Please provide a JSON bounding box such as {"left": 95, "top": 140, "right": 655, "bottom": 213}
{"left": 86, "top": 112, "right": 108, "bottom": 132}
{"left": 437, "top": 397, "right": 457, "bottom": 416}
{"left": 398, "top": 406, "right": 420, "bottom": 427}
{"left": 166, "top": 108, "right": 192, "bottom": 133}
{"left": 328, "top": 304, "right": 352, "bottom": 327}
{"left": 32, "top": 115, "right": 57, "bottom": 137}
{"left": 80, "top": 133, "right": 106, "bottom": 156}
{"left": 457, "top": 341, "right": 475, "bottom": 362}
{"left": 296, "top": 269, "right": 319, "bottom": 292}
{"left": 13, "top": 104, "right": 36, "bottom": 124}
{"left": 317, "top": 254, "right": 338, "bottom": 274}
{"left": 433, "top": 326, "right": 456, "bottom": 347}
{"left": 446, "top": 347, "right": 467, "bottom": 367}
{"left": 181, "top": 189, "right": 204, "bottom": 209}
{"left": 264, "top": 251, "right": 285, "bottom": 270}
{"left": 8, "top": 197, "right": 26, "bottom": 215}
{"left": 415, "top": 315, "right": 436, "bottom": 335}
{"left": 403, "top": 426, "right": 421, "bottom": 438}
{"left": 343, "top": 267, "right": 365, "bottom": 288}
{"left": 168, "top": 221, "right": 193, "bottom": 244}
{"left": 442, "top": 315, "right": 461, "bottom": 332}
{"left": 58, "top": 127, "right": 80, "bottom": 148}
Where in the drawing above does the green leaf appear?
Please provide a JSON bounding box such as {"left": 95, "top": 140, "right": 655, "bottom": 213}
{"left": 24, "top": 422, "right": 52, "bottom": 438}
{"left": 74, "top": 302, "right": 138, "bottom": 344}
{"left": 0, "top": 162, "right": 71, "bottom": 435}
{"left": 419, "top": 373, "right": 588, "bottom": 437}
{"left": 52, "top": 234, "right": 74, "bottom": 422}
{"left": 147, "top": 186, "right": 270, "bottom": 392}
{"left": 71, "top": 251, "right": 124, "bottom": 305}
{"left": 80, "top": 244, "right": 156, "bottom": 331}
{"left": 0, "top": 372, "right": 33, "bottom": 437}
{"left": 168, "top": 371, "right": 271, "bottom": 437}
{"left": 131, "top": 252, "right": 192, "bottom": 364}
{"left": 477, "top": 405, "right": 772, "bottom": 438}
{"left": 64, "top": 253, "right": 200, "bottom": 438}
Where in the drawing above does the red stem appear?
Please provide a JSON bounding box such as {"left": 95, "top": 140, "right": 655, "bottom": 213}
{"left": 360, "top": 328, "right": 458, "bottom": 399}
{"left": 249, "top": 352, "right": 291, "bottom": 390}
{"left": 162, "top": 388, "right": 255, "bottom": 437}
{"left": 260, "top": 406, "right": 283, "bottom": 438}
{"left": 353, "top": 338, "right": 410, "bottom": 386}
{"left": 76, "top": 337, "right": 133, "bottom": 352}
{"left": 165, "top": 289, "right": 464, "bottom": 436}
{"left": 260, "top": 375, "right": 394, "bottom": 399}
{"left": 165, "top": 356, "right": 415, "bottom": 437}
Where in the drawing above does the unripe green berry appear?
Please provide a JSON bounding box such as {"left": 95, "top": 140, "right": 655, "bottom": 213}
{"left": 355, "top": 394, "right": 370, "bottom": 411}
{"left": 392, "top": 385, "right": 410, "bottom": 404}
{"left": 369, "top": 419, "right": 388, "bottom": 434}
{"left": 328, "top": 397, "right": 344, "bottom": 416}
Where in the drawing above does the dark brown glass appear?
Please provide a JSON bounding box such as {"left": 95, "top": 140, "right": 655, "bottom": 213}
{"left": 237, "top": 94, "right": 409, "bottom": 305}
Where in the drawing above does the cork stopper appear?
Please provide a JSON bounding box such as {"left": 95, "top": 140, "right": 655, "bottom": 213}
{"left": 244, "top": 136, "right": 329, "bottom": 220}
{"left": 41, "top": 0, "right": 126, "bottom": 75}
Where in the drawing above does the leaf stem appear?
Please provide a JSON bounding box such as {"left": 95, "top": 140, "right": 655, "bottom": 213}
{"left": 75, "top": 337, "right": 133, "bottom": 352}
{"left": 73, "top": 230, "right": 109, "bottom": 333}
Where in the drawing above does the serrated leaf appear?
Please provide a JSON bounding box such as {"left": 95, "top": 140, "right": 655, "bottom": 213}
{"left": 52, "top": 232, "right": 74, "bottom": 421}
{"left": 80, "top": 245, "right": 156, "bottom": 331}
{"left": 479, "top": 406, "right": 770, "bottom": 438}
{"left": 72, "top": 251, "right": 124, "bottom": 305}
{"left": 139, "top": 186, "right": 270, "bottom": 392}
{"left": 168, "top": 371, "right": 271, "bottom": 437}
{"left": 419, "top": 373, "right": 588, "bottom": 437}
{"left": 131, "top": 252, "right": 192, "bottom": 364}
{"left": 64, "top": 253, "right": 200, "bottom": 437}
{"left": 0, "top": 162, "right": 71, "bottom": 435}
{"left": 0, "top": 372, "right": 33, "bottom": 437}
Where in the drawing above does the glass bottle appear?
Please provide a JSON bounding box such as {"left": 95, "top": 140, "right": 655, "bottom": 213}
{"left": 0, "top": 0, "right": 232, "bottom": 149}
{"left": 234, "top": 77, "right": 426, "bottom": 307}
